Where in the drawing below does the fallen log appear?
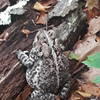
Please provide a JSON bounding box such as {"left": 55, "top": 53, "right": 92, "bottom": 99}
{"left": 0, "top": 0, "right": 87, "bottom": 99}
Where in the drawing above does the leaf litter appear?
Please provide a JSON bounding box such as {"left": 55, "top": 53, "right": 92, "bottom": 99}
{"left": 69, "top": 0, "right": 100, "bottom": 99}
{"left": 84, "top": 0, "right": 100, "bottom": 19}
{"left": 33, "top": 0, "right": 57, "bottom": 24}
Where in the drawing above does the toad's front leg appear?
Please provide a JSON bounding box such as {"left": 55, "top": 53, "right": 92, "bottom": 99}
{"left": 30, "top": 90, "right": 56, "bottom": 100}
{"left": 16, "top": 50, "right": 34, "bottom": 68}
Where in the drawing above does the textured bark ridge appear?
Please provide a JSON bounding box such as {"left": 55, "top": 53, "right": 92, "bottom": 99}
{"left": 49, "top": 0, "right": 86, "bottom": 50}
{"left": 0, "top": 0, "right": 86, "bottom": 99}
{"left": 0, "top": 6, "right": 38, "bottom": 99}
{"left": 48, "top": 0, "right": 79, "bottom": 18}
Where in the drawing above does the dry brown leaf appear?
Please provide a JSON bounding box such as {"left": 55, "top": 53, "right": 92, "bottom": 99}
{"left": 69, "top": 82, "right": 100, "bottom": 100}
{"left": 80, "top": 82, "right": 100, "bottom": 96}
{"left": 73, "top": 15, "right": 100, "bottom": 61}
{"left": 85, "top": 0, "right": 100, "bottom": 20}
{"left": 83, "top": 68, "right": 100, "bottom": 84}
{"left": 36, "top": 12, "right": 47, "bottom": 24}
{"left": 84, "top": 8, "right": 100, "bottom": 20}
{"left": 73, "top": 15, "right": 100, "bottom": 60}
{"left": 76, "top": 91, "right": 92, "bottom": 98}
{"left": 33, "top": 2, "right": 50, "bottom": 12}
{"left": 33, "top": 2, "right": 48, "bottom": 24}
{"left": 34, "top": 0, "right": 57, "bottom": 25}
{"left": 86, "top": 0, "right": 100, "bottom": 10}
{"left": 33, "top": 0, "right": 57, "bottom": 12}
{"left": 88, "top": 16, "right": 100, "bottom": 34}
{"left": 73, "top": 26, "right": 100, "bottom": 86}
{"left": 73, "top": 35, "right": 100, "bottom": 60}
{"left": 69, "top": 92, "right": 83, "bottom": 100}
{"left": 21, "top": 29, "right": 32, "bottom": 37}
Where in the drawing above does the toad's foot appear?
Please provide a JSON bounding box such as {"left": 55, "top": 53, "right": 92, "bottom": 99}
{"left": 30, "top": 90, "right": 56, "bottom": 100}
{"left": 59, "top": 81, "right": 71, "bottom": 100}
{"left": 16, "top": 50, "right": 34, "bottom": 68}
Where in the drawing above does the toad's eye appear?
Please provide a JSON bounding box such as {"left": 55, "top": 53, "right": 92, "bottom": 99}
{"left": 41, "top": 35, "right": 45, "bottom": 40}
{"left": 37, "top": 35, "right": 39, "bottom": 40}
{"left": 48, "top": 30, "right": 55, "bottom": 39}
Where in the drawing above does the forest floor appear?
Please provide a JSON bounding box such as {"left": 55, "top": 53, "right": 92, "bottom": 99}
{"left": 0, "top": 0, "right": 100, "bottom": 100}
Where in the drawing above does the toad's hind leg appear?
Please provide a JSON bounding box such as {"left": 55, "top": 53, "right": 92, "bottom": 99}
{"left": 30, "top": 90, "right": 56, "bottom": 100}
{"left": 16, "top": 50, "right": 33, "bottom": 68}
{"left": 59, "top": 81, "right": 71, "bottom": 100}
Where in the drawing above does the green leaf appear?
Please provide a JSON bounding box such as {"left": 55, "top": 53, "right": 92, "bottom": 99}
{"left": 92, "top": 76, "right": 100, "bottom": 84}
{"left": 83, "top": 52, "right": 100, "bottom": 68}
{"left": 69, "top": 52, "right": 79, "bottom": 60}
